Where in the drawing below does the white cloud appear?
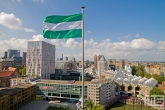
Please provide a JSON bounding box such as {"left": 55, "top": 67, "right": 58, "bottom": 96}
{"left": 125, "top": 34, "right": 131, "bottom": 38}
{"left": 0, "top": 35, "right": 164, "bottom": 61}
{"left": 87, "top": 31, "right": 91, "bottom": 34}
{"left": 0, "top": 12, "right": 22, "bottom": 30}
{"left": 11, "top": 0, "right": 22, "bottom": 3}
{"left": 135, "top": 33, "right": 139, "bottom": 38}
{"left": 118, "top": 34, "right": 131, "bottom": 40}
{"left": 32, "top": 0, "right": 44, "bottom": 3}
{"left": 0, "top": 31, "right": 5, "bottom": 37}
{"left": 157, "top": 41, "right": 165, "bottom": 50}
{"left": 0, "top": 12, "right": 35, "bottom": 32}
{"left": 24, "top": 28, "right": 36, "bottom": 32}
{"left": 61, "top": 38, "right": 80, "bottom": 49}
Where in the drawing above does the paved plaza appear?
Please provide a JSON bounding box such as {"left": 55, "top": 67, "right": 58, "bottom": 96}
{"left": 20, "top": 100, "right": 50, "bottom": 110}
{"left": 20, "top": 100, "right": 77, "bottom": 110}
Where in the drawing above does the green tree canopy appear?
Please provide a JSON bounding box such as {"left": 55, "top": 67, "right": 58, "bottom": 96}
{"left": 136, "top": 69, "right": 144, "bottom": 77}
{"left": 86, "top": 100, "right": 105, "bottom": 110}
{"left": 144, "top": 74, "right": 152, "bottom": 79}
{"left": 152, "top": 74, "right": 164, "bottom": 83}
{"left": 92, "top": 67, "right": 95, "bottom": 73}
{"left": 19, "top": 66, "right": 26, "bottom": 76}
{"left": 150, "top": 87, "right": 164, "bottom": 95}
{"left": 21, "top": 66, "right": 26, "bottom": 75}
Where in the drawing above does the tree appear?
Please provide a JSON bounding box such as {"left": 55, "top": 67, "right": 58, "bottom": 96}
{"left": 92, "top": 67, "right": 95, "bottom": 73}
{"left": 144, "top": 74, "right": 152, "bottom": 79}
{"left": 85, "top": 100, "right": 105, "bottom": 110}
{"left": 152, "top": 74, "right": 164, "bottom": 83}
{"left": 136, "top": 69, "right": 144, "bottom": 77}
{"left": 134, "top": 65, "right": 146, "bottom": 76}
{"left": 19, "top": 66, "right": 26, "bottom": 76}
{"left": 150, "top": 87, "right": 164, "bottom": 95}
{"left": 21, "top": 66, "right": 26, "bottom": 75}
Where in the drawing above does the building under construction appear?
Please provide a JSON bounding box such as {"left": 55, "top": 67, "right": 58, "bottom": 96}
{"left": 0, "top": 84, "right": 36, "bottom": 110}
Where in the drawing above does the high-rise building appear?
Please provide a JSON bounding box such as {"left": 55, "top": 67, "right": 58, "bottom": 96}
{"left": 66, "top": 56, "right": 68, "bottom": 61}
{"left": 22, "top": 52, "right": 27, "bottom": 65}
{"left": 98, "top": 55, "right": 107, "bottom": 78}
{"left": 26, "top": 41, "right": 55, "bottom": 79}
{"left": 94, "top": 54, "right": 102, "bottom": 69}
{"left": 94, "top": 55, "right": 97, "bottom": 69}
{"left": 4, "top": 51, "right": 7, "bottom": 59}
{"left": 7, "top": 49, "right": 20, "bottom": 58}
{"left": 6, "top": 49, "right": 22, "bottom": 63}
{"left": 119, "top": 59, "right": 128, "bottom": 69}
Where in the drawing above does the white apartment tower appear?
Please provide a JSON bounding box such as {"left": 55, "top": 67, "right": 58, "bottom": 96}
{"left": 26, "top": 41, "right": 55, "bottom": 79}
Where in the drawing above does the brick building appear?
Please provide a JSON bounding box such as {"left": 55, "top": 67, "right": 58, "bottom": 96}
{"left": 94, "top": 54, "right": 102, "bottom": 69}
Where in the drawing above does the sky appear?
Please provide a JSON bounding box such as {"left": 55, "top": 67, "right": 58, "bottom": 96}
{"left": 0, "top": 0, "right": 165, "bottom": 61}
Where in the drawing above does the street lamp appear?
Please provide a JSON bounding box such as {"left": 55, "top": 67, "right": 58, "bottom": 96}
{"left": 123, "top": 98, "right": 126, "bottom": 110}
{"left": 132, "top": 96, "right": 135, "bottom": 110}
{"left": 140, "top": 98, "right": 143, "bottom": 110}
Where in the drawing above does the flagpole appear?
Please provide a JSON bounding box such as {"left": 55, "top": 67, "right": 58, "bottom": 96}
{"left": 81, "top": 6, "right": 85, "bottom": 109}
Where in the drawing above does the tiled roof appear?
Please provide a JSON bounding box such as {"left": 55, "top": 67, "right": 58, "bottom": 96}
{"left": 162, "top": 82, "right": 165, "bottom": 87}
{"left": 161, "top": 87, "right": 165, "bottom": 91}
{"left": 0, "top": 67, "right": 16, "bottom": 77}
{"left": 0, "top": 71, "right": 13, "bottom": 77}
{"left": 8, "top": 67, "right": 16, "bottom": 72}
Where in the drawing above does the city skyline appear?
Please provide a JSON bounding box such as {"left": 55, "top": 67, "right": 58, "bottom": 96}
{"left": 0, "top": 0, "right": 165, "bottom": 61}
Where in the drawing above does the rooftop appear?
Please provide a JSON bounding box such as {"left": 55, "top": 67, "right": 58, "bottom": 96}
{"left": 0, "top": 67, "right": 17, "bottom": 77}
{"left": 0, "top": 84, "right": 35, "bottom": 95}
{"left": 8, "top": 67, "right": 16, "bottom": 72}
{"left": 37, "top": 79, "right": 89, "bottom": 85}
{"left": 89, "top": 79, "right": 112, "bottom": 84}
{"left": 99, "top": 55, "right": 106, "bottom": 61}
{"left": 0, "top": 71, "right": 13, "bottom": 77}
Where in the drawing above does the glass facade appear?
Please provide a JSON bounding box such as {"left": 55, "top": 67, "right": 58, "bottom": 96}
{"left": 7, "top": 49, "right": 20, "bottom": 58}
{"left": 13, "top": 56, "right": 22, "bottom": 63}
{"left": 50, "top": 74, "right": 93, "bottom": 81}
{"left": 27, "top": 41, "right": 42, "bottom": 49}
{"left": 36, "top": 83, "right": 88, "bottom": 103}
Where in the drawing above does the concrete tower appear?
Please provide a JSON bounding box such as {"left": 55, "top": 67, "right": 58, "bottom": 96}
{"left": 98, "top": 55, "right": 107, "bottom": 79}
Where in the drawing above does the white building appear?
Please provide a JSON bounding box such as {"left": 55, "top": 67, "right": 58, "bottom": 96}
{"left": 98, "top": 55, "right": 107, "bottom": 78}
{"left": 26, "top": 41, "right": 55, "bottom": 79}
{"left": 87, "top": 79, "right": 116, "bottom": 105}
{"left": 125, "top": 66, "right": 132, "bottom": 74}
{"left": 10, "top": 77, "right": 41, "bottom": 87}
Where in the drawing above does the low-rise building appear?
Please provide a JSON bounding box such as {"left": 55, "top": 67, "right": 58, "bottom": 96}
{"left": 87, "top": 79, "right": 116, "bottom": 105}
{"left": 161, "top": 81, "right": 165, "bottom": 93}
{"left": 0, "top": 84, "right": 36, "bottom": 110}
{"left": 50, "top": 72, "right": 93, "bottom": 81}
{"left": 0, "top": 67, "right": 20, "bottom": 87}
{"left": 0, "top": 58, "right": 22, "bottom": 70}
{"left": 10, "top": 78, "right": 31, "bottom": 87}
{"left": 35, "top": 80, "right": 88, "bottom": 103}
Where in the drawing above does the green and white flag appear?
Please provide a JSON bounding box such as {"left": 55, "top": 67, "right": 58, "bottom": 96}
{"left": 43, "top": 13, "right": 82, "bottom": 39}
